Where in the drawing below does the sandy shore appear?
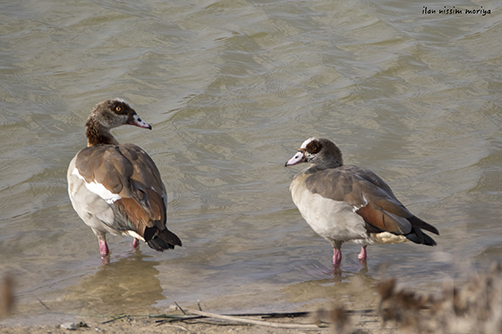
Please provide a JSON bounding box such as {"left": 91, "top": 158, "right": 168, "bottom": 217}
{"left": 0, "top": 308, "right": 395, "bottom": 334}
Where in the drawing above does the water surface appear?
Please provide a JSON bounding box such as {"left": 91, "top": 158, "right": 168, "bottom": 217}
{"left": 1, "top": 0, "right": 501, "bottom": 326}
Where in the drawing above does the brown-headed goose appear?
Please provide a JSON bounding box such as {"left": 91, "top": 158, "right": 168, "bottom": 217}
{"left": 67, "top": 99, "right": 181, "bottom": 263}
{"left": 285, "top": 137, "right": 439, "bottom": 270}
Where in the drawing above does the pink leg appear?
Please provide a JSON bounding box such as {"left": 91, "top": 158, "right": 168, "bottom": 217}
{"left": 99, "top": 239, "right": 110, "bottom": 264}
{"left": 131, "top": 238, "right": 140, "bottom": 249}
{"left": 358, "top": 246, "right": 367, "bottom": 263}
{"left": 333, "top": 248, "right": 342, "bottom": 277}
{"left": 99, "top": 239, "right": 109, "bottom": 256}
{"left": 333, "top": 248, "right": 342, "bottom": 268}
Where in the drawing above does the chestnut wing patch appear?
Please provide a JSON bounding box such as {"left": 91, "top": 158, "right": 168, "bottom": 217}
{"left": 305, "top": 165, "right": 414, "bottom": 236}
{"left": 75, "top": 144, "right": 166, "bottom": 238}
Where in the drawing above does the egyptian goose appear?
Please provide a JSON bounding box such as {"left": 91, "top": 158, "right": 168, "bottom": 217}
{"left": 285, "top": 137, "right": 439, "bottom": 270}
{"left": 67, "top": 99, "right": 181, "bottom": 263}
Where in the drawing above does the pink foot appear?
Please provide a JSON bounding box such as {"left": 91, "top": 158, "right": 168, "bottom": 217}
{"left": 131, "top": 238, "right": 140, "bottom": 249}
{"left": 358, "top": 246, "right": 367, "bottom": 265}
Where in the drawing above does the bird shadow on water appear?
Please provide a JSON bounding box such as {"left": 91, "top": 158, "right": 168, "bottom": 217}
{"left": 63, "top": 250, "right": 166, "bottom": 316}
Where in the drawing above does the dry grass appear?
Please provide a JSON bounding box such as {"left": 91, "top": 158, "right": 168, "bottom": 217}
{"left": 376, "top": 262, "right": 502, "bottom": 333}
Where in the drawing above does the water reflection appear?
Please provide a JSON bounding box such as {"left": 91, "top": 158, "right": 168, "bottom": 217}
{"left": 64, "top": 251, "right": 165, "bottom": 316}
{"left": 282, "top": 268, "right": 379, "bottom": 310}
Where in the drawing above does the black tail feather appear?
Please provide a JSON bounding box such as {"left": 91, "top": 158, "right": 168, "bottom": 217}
{"left": 405, "top": 231, "right": 437, "bottom": 246}
{"left": 408, "top": 216, "right": 439, "bottom": 235}
{"left": 146, "top": 228, "right": 182, "bottom": 251}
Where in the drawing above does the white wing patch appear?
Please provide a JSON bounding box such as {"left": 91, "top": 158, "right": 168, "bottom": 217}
{"left": 72, "top": 168, "right": 121, "bottom": 204}
{"left": 352, "top": 193, "right": 369, "bottom": 212}
{"left": 124, "top": 230, "right": 145, "bottom": 241}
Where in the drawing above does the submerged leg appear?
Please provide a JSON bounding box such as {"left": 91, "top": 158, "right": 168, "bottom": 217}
{"left": 131, "top": 238, "right": 140, "bottom": 249}
{"left": 358, "top": 246, "right": 367, "bottom": 263}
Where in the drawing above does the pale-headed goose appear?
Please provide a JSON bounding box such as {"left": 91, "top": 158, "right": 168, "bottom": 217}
{"left": 67, "top": 99, "right": 181, "bottom": 263}
{"left": 285, "top": 137, "right": 439, "bottom": 270}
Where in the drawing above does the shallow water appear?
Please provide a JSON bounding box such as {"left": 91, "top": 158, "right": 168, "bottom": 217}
{"left": 1, "top": 0, "right": 501, "bottom": 326}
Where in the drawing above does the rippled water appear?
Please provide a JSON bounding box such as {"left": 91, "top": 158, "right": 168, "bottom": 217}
{"left": 1, "top": 0, "right": 501, "bottom": 326}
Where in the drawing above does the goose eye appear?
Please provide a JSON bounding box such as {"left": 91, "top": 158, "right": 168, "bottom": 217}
{"left": 307, "top": 141, "right": 321, "bottom": 154}
{"left": 115, "top": 106, "right": 122, "bottom": 112}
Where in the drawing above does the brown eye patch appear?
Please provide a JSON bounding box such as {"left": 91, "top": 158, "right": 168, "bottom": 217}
{"left": 112, "top": 102, "right": 129, "bottom": 115}
{"left": 306, "top": 140, "right": 322, "bottom": 154}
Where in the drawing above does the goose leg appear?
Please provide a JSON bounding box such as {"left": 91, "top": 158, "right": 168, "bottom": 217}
{"left": 99, "top": 239, "right": 109, "bottom": 256}
{"left": 358, "top": 246, "right": 367, "bottom": 263}
{"left": 332, "top": 248, "right": 343, "bottom": 278}
{"left": 333, "top": 248, "right": 342, "bottom": 268}
{"left": 98, "top": 239, "right": 110, "bottom": 264}
{"left": 94, "top": 230, "right": 110, "bottom": 264}
{"left": 331, "top": 240, "right": 344, "bottom": 270}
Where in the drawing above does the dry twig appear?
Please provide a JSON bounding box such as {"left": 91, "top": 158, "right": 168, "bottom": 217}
{"left": 183, "top": 308, "right": 323, "bottom": 330}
